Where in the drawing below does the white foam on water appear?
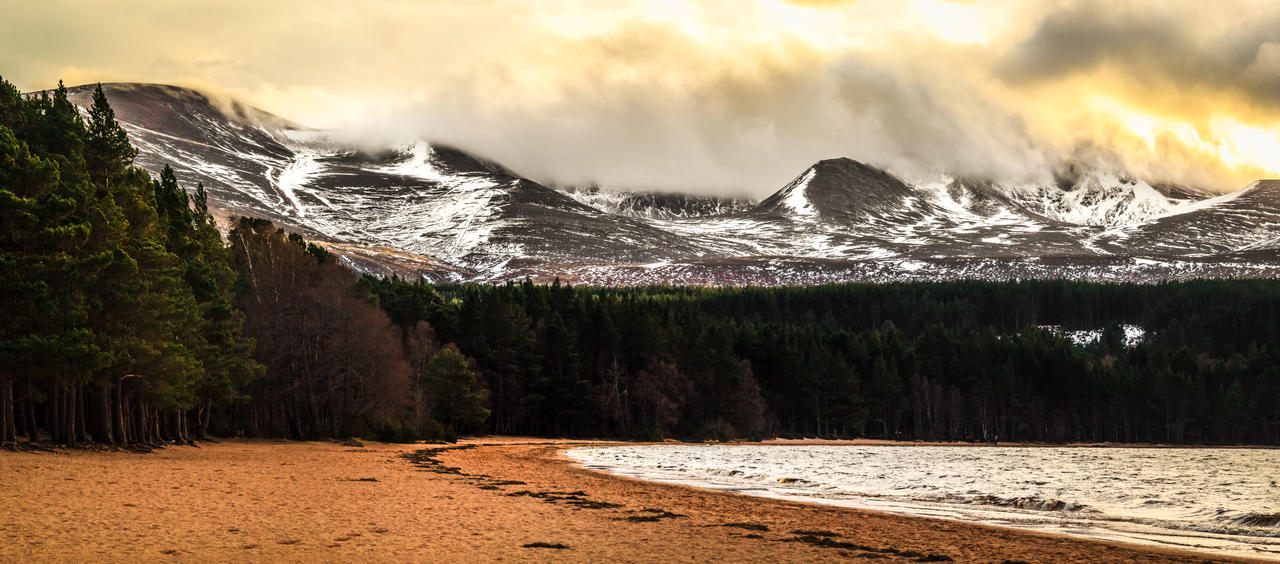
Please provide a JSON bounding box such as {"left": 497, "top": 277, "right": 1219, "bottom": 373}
{"left": 568, "top": 445, "right": 1280, "bottom": 560}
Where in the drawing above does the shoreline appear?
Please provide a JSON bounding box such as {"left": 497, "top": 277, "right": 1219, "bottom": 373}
{"left": 755, "top": 437, "right": 1280, "bottom": 449}
{"left": 0, "top": 438, "right": 1266, "bottom": 562}
{"left": 536, "top": 441, "right": 1271, "bottom": 563}
{"left": 566, "top": 441, "right": 1280, "bottom": 560}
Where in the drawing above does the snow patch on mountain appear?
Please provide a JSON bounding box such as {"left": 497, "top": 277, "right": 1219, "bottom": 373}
{"left": 914, "top": 177, "right": 976, "bottom": 217}
{"left": 1158, "top": 181, "right": 1256, "bottom": 219}
{"left": 561, "top": 187, "right": 753, "bottom": 219}
{"left": 783, "top": 168, "right": 819, "bottom": 218}
{"left": 271, "top": 150, "right": 320, "bottom": 218}
{"left": 1004, "top": 172, "right": 1194, "bottom": 227}
{"left": 374, "top": 141, "right": 451, "bottom": 182}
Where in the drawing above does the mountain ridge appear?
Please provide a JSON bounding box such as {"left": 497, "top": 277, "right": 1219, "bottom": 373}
{"left": 56, "top": 82, "right": 1280, "bottom": 284}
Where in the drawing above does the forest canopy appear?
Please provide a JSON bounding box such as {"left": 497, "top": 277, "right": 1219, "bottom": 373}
{"left": 361, "top": 277, "right": 1280, "bottom": 444}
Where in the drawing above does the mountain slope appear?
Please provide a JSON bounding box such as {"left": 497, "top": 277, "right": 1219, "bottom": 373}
{"left": 1095, "top": 181, "right": 1280, "bottom": 255}
{"left": 62, "top": 82, "right": 1280, "bottom": 284}
{"left": 67, "top": 84, "right": 708, "bottom": 277}
{"left": 561, "top": 188, "right": 753, "bottom": 219}
{"left": 754, "top": 158, "right": 916, "bottom": 220}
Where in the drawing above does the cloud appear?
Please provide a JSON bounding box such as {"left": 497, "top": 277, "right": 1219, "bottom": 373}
{"left": 998, "top": 11, "right": 1188, "bottom": 82}
{"left": 2, "top": 0, "right": 1279, "bottom": 196}
{"left": 998, "top": 2, "right": 1280, "bottom": 103}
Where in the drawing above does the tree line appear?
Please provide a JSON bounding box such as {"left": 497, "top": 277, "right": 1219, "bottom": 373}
{"left": 0, "top": 79, "right": 260, "bottom": 447}
{"left": 2, "top": 78, "right": 1277, "bottom": 448}
{"left": 222, "top": 217, "right": 488, "bottom": 442}
{"left": 363, "top": 278, "right": 1280, "bottom": 444}
{"left": 0, "top": 78, "right": 488, "bottom": 447}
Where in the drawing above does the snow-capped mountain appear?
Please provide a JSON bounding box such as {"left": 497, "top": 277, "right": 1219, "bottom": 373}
{"left": 1093, "top": 180, "right": 1280, "bottom": 255}
{"left": 1003, "top": 171, "right": 1199, "bottom": 227}
{"left": 66, "top": 84, "right": 704, "bottom": 279}
{"left": 64, "top": 83, "right": 1280, "bottom": 284}
{"left": 561, "top": 188, "right": 753, "bottom": 220}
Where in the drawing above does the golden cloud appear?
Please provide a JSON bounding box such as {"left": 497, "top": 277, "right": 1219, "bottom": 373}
{"left": 1, "top": 0, "right": 1278, "bottom": 194}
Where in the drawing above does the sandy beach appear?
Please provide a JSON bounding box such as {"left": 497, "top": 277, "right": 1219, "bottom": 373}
{"left": 0, "top": 438, "right": 1258, "bottom": 562}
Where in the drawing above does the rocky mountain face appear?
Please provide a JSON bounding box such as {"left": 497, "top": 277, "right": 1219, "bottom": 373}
{"left": 562, "top": 188, "right": 753, "bottom": 220}
{"left": 64, "top": 83, "right": 1280, "bottom": 284}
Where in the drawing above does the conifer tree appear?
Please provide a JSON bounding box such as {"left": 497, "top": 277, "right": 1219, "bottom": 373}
{"left": 0, "top": 76, "right": 258, "bottom": 447}
{"left": 84, "top": 84, "right": 136, "bottom": 188}
{"left": 423, "top": 345, "right": 489, "bottom": 437}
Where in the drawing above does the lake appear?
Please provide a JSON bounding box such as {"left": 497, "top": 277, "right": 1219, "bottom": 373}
{"left": 568, "top": 444, "right": 1280, "bottom": 560}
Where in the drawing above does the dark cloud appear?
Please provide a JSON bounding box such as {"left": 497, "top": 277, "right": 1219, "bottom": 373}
{"left": 999, "top": 3, "right": 1280, "bottom": 105}
{"left": 999, "top": 14, "right": 1185, "bottom": 81}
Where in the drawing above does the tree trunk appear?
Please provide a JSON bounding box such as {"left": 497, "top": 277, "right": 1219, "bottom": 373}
{"left": 285, "top": 404, "right": 302, "bottom": 441}
{"left": 180, "top": 410, "right": 191, "bottom": 444}
{"left": 23, "top": 386, "right": 38, "bottom": 442}
{"left": 76, "top": 385, "right": 88, "bottom": 445}
{"left": 198, "top": 400, "right": 211, "bottom": 439}
{"left": 307, "top": 380, "right": 323, "bottom": 441}
{"left": 115, "top": 380, "right": 128, "bottom": 446}
{"left": 171, "top": 410, "right": 180, "bottom": 444}
{"left": 133, "top": 398, "right": 145, "bottom": 445}
{"left": 49, "top": 381, "right": 61, "bottom": 444}
{"left": 1, "top": 375, "right": 15, "bottom": 447}
{"left": 151, "top": 405, "right": 161, "bottom": 444}
{"left": 98, "top": 380, "right": 115, "bottom": 446}
{"left": 170, "top": 410, "right": 185, "bottom": 445}
{"left": 158, "top": 410, "right": 168, "bottom": 443}
{"left": 14, "top": 385, "right": 28, "bottom": 441}
{"left": 141, "top": 404, "right": 151, "bottom": 444}
{"left": 65, "top": 383, "right": 78, "bottom": 448}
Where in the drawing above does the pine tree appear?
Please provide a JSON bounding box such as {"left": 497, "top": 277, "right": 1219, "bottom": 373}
{"left": 0, "top": 124, "right": 78, "bottom": 446}
{"left": 1, "top": 79, "right": 105, "bottom": 447}
{"left": 0, "top": 76, "right": 260, "bottom": 447}
{"left": 423, "top": 345, "right": 489, "bottom": 438}
{"left": 84, "top": 84, "right": 136, "bottom": 188}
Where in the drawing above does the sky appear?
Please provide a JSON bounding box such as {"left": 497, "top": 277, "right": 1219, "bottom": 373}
{"left": 3, "top": 0, "right": 1280, "bottom": 196}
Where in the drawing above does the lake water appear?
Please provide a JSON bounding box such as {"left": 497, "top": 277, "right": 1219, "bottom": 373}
{"left": 567, "top": 444, "right": 1280, "bottom": 560}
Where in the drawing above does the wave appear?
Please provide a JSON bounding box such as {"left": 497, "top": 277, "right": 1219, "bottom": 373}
{"left": 966, "top": 494, "right": 1091, "bottom": 513}
{"left": 569, "top": 445, "right": 1280, "bottom": 560}
{"left": 1227, "top": 513, "right": 1280, "bottom": 528}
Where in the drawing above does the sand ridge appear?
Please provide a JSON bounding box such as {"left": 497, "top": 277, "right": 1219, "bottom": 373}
{"left": 0, "top": 438, "right": 1257, "bottom": 562}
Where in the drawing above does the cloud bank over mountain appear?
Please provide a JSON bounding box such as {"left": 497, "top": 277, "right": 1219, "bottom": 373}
{"left": 4, "top": 0, "right": 1280, "bottom": 196}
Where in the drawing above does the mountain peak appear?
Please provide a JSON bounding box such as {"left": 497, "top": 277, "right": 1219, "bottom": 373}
{"left": 55, "top": 80, "right": 1280, "bottom": 284}
{"left": 753, "top": 157, "right": 913, "bottom": 219}
{"left": 812, "top": 156, "right": 871, "bottom": 169}
{"left": 62, "top": 82, "right": 301, "bottom": 133}
{"left": 1247, "top": 179, "right": 1280, "bottom": 194}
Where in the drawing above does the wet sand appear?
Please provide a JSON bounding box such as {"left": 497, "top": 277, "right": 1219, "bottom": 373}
{"left": 0, "top": 438, "right": 1257, "bottom": 562}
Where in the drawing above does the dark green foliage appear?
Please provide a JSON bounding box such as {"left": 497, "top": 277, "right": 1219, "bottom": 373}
{"left": 422, "top": 346, "right": 490, "bottom": 434}
{"left": 0, "top": 76, "right": 258, "bottom": 447}
{"left": 84, "top": 83, "right": 136, "bottom": 187}
{"left": 368, "top": 418, "right": 419, "bottom": 443}
{"left": 364, "top": 277, "right": 1280, "bottom": 444}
